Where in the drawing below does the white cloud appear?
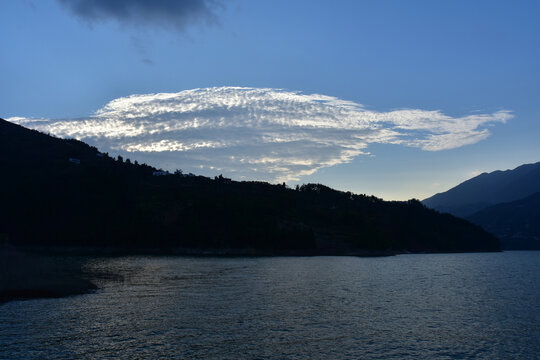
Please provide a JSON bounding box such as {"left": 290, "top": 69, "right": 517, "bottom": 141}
{"left": 8, "top": 87, "right": 511, "bottom": 182}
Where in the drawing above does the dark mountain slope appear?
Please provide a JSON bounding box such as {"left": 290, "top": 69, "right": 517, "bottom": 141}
{"left": 422, "top": 162, "right": 540, "bottom": 217}
{"left": 468, "top": 192, "right": 540, "bottom": 250}
{"left": 0, "top": 118, "right": 499, "bottom": 254}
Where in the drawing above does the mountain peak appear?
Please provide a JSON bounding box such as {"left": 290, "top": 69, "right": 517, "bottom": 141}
{"left": 422, "top": 161, "right": 540, "bottom": 217}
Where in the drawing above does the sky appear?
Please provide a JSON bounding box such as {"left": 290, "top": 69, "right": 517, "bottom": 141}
{"left": 1, "top": 0, "right": 539, "bottom": 200}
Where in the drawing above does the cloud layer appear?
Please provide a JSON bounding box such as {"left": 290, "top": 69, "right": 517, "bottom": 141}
{"left": 9, "top": 87, "right": 511, "bottom": 182}
{"left": 57, "top": 0, "right": 221, "bottom": 31}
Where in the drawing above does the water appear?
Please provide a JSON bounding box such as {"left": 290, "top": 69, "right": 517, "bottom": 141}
{"left": 1, "top": 252, "right": 539, "bottom": 359}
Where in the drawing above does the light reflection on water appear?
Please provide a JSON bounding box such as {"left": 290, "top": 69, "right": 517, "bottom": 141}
{"left": 1, "top": 252, "right": 539, "bottom": 359}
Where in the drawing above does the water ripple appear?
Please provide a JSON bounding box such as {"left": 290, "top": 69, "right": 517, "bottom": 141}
{"left": 1, "top": 252, "right": 539, "bottom": 359}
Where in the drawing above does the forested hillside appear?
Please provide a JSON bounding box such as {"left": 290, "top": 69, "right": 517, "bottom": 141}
{"left": 0, "top": 119, "right": 499, "bottom": 254}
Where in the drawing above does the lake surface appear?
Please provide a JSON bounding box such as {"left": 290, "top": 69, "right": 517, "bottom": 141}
{"left": 1, "top": 252, "right": 539, "bottom": 359}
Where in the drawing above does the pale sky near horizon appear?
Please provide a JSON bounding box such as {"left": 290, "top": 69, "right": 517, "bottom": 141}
{"left": 2, "top": 0, "right": 539, "bottom": 200}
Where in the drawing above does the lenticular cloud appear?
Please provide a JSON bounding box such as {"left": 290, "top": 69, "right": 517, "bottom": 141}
{"left": 9, "top": 87, "right": 511, "bottom": 182}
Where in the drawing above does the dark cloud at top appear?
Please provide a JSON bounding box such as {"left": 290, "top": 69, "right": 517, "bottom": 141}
{"left": 57, "top": 0, "right": 222, "bottom": 31}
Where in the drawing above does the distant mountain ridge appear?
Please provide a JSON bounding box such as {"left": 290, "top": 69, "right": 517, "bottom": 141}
{"left": 422, "top": 161, "right": 540, "bottom": 250}
{"left": 422, "top": 162, "right": 540, "bottom": 217}
{"left": 468, "top": 192, "right": 540, "bottom": 250}
{"left": 0, "top": 118, "right": 499, "bottom": 254}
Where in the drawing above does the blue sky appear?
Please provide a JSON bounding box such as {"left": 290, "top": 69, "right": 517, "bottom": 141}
{"left": 2, "top": 0, "right": 539, "bottom": 200}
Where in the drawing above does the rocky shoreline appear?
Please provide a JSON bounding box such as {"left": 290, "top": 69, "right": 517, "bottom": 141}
{"left": 0, "top": 248, "right": 97, "bottom": 305}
